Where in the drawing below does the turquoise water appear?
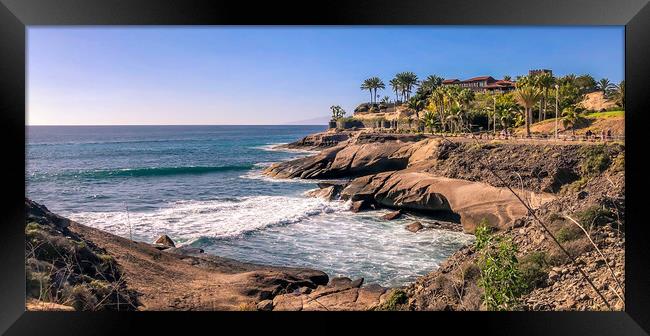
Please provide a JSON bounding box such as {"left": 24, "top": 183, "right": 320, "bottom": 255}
{"left": 27, "top": 125, "right": 472, "bottom": 286}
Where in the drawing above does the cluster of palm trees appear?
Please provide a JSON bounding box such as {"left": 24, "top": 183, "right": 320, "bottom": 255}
{"left": 425, "top": 85, "right": 476, "bottom": 133}
{"left": 361, "top": 72, "right": 423, "bottom": 105}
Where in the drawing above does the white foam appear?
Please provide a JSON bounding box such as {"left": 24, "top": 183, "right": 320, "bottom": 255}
{"left": 253, "top": 143, "right": 320, "bottom": 155}
{"left": 67, "top": 196, "right": 348, "bottom": 243}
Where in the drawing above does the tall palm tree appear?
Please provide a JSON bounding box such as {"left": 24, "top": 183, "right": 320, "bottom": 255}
{"left": 361, "top": 77, "right": 385, "bottom": 104}
{"left": 419, "top": 75, "right": 443, "bottom": 94}
{"left": 503, "top": 75, "right": 512, "bottom": 81}
{"left": 597, "top": 78, "right": 614, "bottom": 95}
{"left": 613, "top": 80, "right": 625, "bottom": 108}
{"left": 514, "top": 85, "right": 543, "bottom": 137}
{"left": 396, "top": 72, "right": 419, "bottom": 101}
{"left": 534, "top": 72, "right": 555, "bottom": 121}
{"left": 429, "top": 87, "right": 447, "bottom": 132}
{"left": 389, "top": 78, "right": 402, "bottom": 104}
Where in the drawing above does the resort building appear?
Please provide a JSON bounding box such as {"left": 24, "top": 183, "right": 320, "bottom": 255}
{"left": 529, "top": 69, "right": 553, "bottom": 77}
{"left": 442, "top": 76, "right": 515, "bottom": 93}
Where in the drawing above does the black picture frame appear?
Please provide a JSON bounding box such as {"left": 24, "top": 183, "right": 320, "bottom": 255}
{"left": 2, "top": 0, "right": 649, "bottom": 334}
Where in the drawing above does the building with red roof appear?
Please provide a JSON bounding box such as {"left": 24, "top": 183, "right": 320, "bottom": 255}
{"left": 442, "top": 75, "right": 515, "bottom": 93}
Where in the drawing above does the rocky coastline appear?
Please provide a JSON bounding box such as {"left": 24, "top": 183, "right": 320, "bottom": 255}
{"left": 265, "top": 130, "right": 626, "bottom": 311}
{"left": 26, "top": 130, "right": 626, "bottom": 311}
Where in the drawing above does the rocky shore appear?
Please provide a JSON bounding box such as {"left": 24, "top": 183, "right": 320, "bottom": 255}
{"left": 264, "top": 131, "right": 626, "bottom": 311}
{"left": 25, "top": 198, "right": 391, "bottom": 311}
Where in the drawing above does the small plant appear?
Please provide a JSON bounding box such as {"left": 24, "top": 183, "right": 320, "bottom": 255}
{"left": 376, "top": 289, "right": 408, "bottom": 311}
{"left": 474, "top": 218, "right": 493, "bottom": 250}
{"left": 547, "top": 213, "right": 564, "bottom": 223}
{"left": 556, "top": 227, "right": 580, "bottom": 243}
{"left": 575, "top": 205, "right": 615, "bottom": 230}
{"left": 518, "top": 252, "right": 549, "bottom": 292}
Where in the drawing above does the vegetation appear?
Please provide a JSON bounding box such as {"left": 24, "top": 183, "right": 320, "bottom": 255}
{"left": 518, "top": 251, "right": 549, "bottom": 291}
{"left": 330, "top": 105, "right": 346, "bottom": 121}
{"left": 579, "top": 145, "right": 611, "bottom": 177}
{"left": 474, "top": 219, "right": 526, "bottom": 310}
{"left": 360, "top": 77, "right": 385, "bottom": 104}
{"left": 375, "top": 289, "right": 408, "bottom": 311}
{"left": 354, "top": 71, "right": 624, "bottom": 135}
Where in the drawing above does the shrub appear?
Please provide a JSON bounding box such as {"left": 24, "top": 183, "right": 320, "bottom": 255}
{"left": 556, "top": 226, "right": 581, "bottom": 243}
{"left": 576, "top": 205, "right": 615, "bottom": 230}
{"left": 579, "top": 145, "right": 611, "bottom": 177}
{"left": 63, "top": 284, "right": 98, "bottom": 311}
{"left": 611, "top": 153, "right": 624, "bottom": 172}
{"left": 518, "top": 252, "right": 548, "bottom": 292}
{"left": 474, "top": 219, "right": 493, "bottom": 250}
{"left": 376, "top": 289, "right": 408, "bottom": 311}
{"left": 478, "top": 238, "right": 525, "bottom": 311}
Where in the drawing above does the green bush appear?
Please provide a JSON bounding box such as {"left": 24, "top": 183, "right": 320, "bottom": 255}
{"left": 575, "top": 205, "right": 615, "bottom": 229}
{"left": 474, "top": 218, "right": 493, "bottom": 250}
{"left": 376, "top": 289, "right": 408, "bottom": 311}
{"left": 478, "top": 238, "right": 525, "bottom": 311}
{"left": 556, "top": 227, "right": 581, "bottom": 243}
{"left": 518, "top": 252, "right": 548, "bottom": 292}
{"left": 579, "top": 145, "right": 611, "bottom": 177}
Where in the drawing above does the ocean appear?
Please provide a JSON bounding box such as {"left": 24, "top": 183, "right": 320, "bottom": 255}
{"left": 26, "top": 125, "right": 473, "bottom": 287}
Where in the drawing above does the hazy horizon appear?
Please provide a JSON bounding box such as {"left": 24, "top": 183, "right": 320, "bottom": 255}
{"left": 28, "top": 26, "right": 624, "bottom": 126}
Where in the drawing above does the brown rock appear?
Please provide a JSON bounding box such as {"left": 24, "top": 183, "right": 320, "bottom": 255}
{"left": 256, "top": 299, "right": 274, "bottom": 311}
{"left": 405, "top": 221, "right": 424, "bottom": 233}
{"left": 350, "top": 200, "right": 369, "bottom": 213}
{"left": 382, "top": 210, "right": 402, "bottom": 220}
{"left": 153, "top": 235, "right": 176, "bottom": 248}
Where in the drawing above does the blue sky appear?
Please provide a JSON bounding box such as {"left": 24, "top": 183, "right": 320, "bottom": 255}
{"left": 28, "top": 26, "right": 624, "bottom": 125}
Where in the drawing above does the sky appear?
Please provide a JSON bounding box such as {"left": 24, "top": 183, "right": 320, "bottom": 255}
{"left": 28, "top": 26, "right": 624, "bottom": 125}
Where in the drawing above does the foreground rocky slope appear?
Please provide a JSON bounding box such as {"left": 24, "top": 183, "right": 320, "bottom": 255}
{"left": 26, "top": 199, "right": 390, "bottom": 311}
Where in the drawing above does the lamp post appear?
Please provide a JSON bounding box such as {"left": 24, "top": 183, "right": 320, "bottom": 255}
{"left": 493, "top": 95, "right": 497, "bottom": 135}
{"left": 554, "top": 84, "right": 559, "bottom": 139}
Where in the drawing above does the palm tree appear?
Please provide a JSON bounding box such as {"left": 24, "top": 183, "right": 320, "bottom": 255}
{"left": 561, "top": 107, "right": 580, "bottom": 135}
{"left": 361, "top": 77, "right": 385, "bottom": 104}
{"left": 396, "top": 72, "right": 419, "bottom": 101}
{"left": 407, "top": 98, "right": 425, "bottom": 120}
{"left": 534, "top": 72, "right": 555, "bottom": 121}
{"left": 503, "top": 75, "right": 512, "bottom": 81}
{"left": 514, "top": 85, "right": 543, "bottom": 137}
{"left": 389, "top": 78, "right": 402, "bottom": 104}
{"left": 613, "top": 80, "right": 625, "bottom": 108}
{"left": 419, "top": 75, "right": 443, "bottom": 94}
{"left": 597, "top": 78, "right": 615, "bottom": 95}
{"left": 423, "top": 110, "right": 437, "bottom": 134}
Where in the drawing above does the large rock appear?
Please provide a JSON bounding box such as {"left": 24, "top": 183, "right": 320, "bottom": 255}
{"left": 342, "top": 172, "right": 554, "bottom": 233}
{"left": 264, "top": 135, "right": 430, "bottom": 180}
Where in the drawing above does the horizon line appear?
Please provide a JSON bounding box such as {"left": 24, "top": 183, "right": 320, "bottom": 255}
{"left": 26, "top": 124, "right": 327, "bottom": 126}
